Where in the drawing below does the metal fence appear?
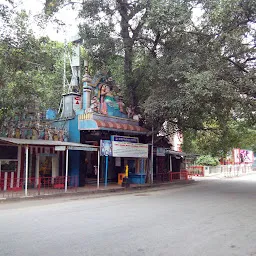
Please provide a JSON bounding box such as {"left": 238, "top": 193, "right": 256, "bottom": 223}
{"left": 155, "top": 171, "right": 189, "bottom": 183}
{"left": 187, "top": 164, "right": 254, "bottom": 177}
{"left": 219, "top": 164, "right": 253, "bottom": 177}
{"left": 0, "top": 176, "right": 78, "bottom": 199}
{"left": 187, "top": 166, "right": 204, "bottom": 176}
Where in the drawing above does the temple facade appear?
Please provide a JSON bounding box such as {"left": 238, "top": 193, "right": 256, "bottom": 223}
{"left": 52, "top": 63, "right": 149, "bottom": 186}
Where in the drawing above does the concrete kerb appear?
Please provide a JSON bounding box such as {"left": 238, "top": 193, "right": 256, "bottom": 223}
{"left": 0, "top": 180, "right": 196, "bottom": 203}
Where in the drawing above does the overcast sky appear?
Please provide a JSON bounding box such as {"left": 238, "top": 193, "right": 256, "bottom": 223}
{"left": 0, "top": 0, "right": 205, "bottom": 42}
{"left": 2, "top": 0, "right": 81, "bottom": 42}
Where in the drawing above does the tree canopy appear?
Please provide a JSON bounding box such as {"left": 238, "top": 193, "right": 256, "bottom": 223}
{"left": 2, "top": 0, "right": 255, "bottom": 156}
{"left": 0, "top": 5, "right": 65, "bottom": 128}
{"left": 43, "top": 0, "right": 255, "bottom": 123}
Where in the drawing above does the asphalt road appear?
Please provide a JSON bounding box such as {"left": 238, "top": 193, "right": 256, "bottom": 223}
{"left": 1, "top": 176, "right": 256, "bottom": 256}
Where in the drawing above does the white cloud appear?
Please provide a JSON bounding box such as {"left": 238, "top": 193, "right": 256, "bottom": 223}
{"left": 11, "top": 0, "right": 81, "bottom": 42}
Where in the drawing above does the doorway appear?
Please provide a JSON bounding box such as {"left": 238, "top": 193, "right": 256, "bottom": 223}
{"left": 36, "top": 154, "right": 59, "bottom": 186}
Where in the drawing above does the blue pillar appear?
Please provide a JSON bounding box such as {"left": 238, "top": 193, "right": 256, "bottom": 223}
{"left": 68, "top": 116, "right": 80, "bottom": 143}
{"left": 105, "top": 156, "right": 109, "bottom": 187}
{"left": 69, "top": 150, "right": 80, "bottom": 186}
{"left": 140, "top": 159, "right": 145, "bottom": 174}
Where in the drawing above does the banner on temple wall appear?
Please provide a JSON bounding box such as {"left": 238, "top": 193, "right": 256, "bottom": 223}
{"left": 112, "top": 141, "right": 148, "bottom": 158}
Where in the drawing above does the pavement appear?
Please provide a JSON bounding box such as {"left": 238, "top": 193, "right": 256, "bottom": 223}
{"left": 0, "top": 180, "right": 193, "bottom": 201}
{"left": 1, "top": 175, "right": 256, "bottom": 256}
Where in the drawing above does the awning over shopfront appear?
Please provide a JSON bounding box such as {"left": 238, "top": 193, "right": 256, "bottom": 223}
{"left": 95, "top": 120, "right": 147, "bottom": 133}
{"left": 0, "top": 137, "right": 99, "bottom": 195}
{"left": 165, "top": 149, "right": 186, "bottom": 157}
{"left": 0, "top": 137, "right": 98, "bottom": 151}
{"left": 78, "top": 113, "right": 148, "bottom": 134}
{"left": 155, "top": 148, "right": 187, "bottom": 157}
{"left": 78, "top": 119, "right": 148, "bottom": 134}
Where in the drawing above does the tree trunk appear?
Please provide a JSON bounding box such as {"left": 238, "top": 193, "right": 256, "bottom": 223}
{"left": 124, "top": 43, "right": 136, "bottom": 105}
{"left": 117, "top": 0, "right": 136, "bottom": 106}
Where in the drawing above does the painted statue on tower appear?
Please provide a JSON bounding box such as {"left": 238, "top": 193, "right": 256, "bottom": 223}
{"left": 88, "top": 71, "right": 127, "bottom": 118}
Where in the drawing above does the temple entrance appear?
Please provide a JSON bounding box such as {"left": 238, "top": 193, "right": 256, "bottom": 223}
{"left": 39, "top": 156, "right": 52, "bottom": 178}
{"left": 36, "top": 154, "right": 59, "bottom": 186}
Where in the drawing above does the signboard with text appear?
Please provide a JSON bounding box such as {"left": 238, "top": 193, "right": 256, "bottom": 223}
{"left": 112, "top": 141, "right": 148, "bottom": 158}
{"left": 68, "top": 146, "right": 97, "bottom": 152}
{"left": 111, "top": 135, "right": 139, "bottom": 143}
{"left": 156, "top": 148, "right": 166, "bottom": 157}
{"left": 100, "top": 140, "right": 112, "bottom": 156}
{"left": 55, "top": 146, "right": 66, "bottom": 151}
{"left": 0, "top": 160, "right": 17, "bottom": 172}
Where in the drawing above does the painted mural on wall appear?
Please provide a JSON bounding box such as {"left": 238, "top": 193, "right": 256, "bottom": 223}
{"left": 85, "top": 70, "right": 138, "bottom": 120}
{"left": 0, "top": 115, "right": 68, "bottom": 141}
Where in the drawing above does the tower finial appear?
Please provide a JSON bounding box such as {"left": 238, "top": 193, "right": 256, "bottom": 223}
{"left": 82, "top": 60, "right": 92, "bottom": 83}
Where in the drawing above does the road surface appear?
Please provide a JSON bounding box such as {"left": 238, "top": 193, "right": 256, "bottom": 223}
{"left": 1, "top": 176, "right": 256, "bottom": 256}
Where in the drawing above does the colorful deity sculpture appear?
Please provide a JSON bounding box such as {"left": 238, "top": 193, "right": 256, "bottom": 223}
{"left": 99, "top": 83, "right": 110, "bottom": 115}
{"left": 32, "top": 128, "right": 39, "bottom": 140}
{"left": 39, "top": 129, "right": 45, "bottom": 140}
{"left": 88, "top": 72, "right": 122, "bottom": 116}
{"left": 79, "top": 67, "right": 140, "bottom": 119}
{"left": 58, "top": 130, "right": 64, "bottom": 142}
{"left": 90, "top": 96, "right": 100, "bottom": 113}
{"left": 117, "top": 96, "right": 125, "bottom": 113}
{"left": 53, "top": 128, "right": 59, "bottom": 141}
{"left": 126, "top": 105, "right": 135, "bottom": 118}
{"left": 15, "top": 128, "right": 21, "bottom": 139}
{"left": 44, "top": 128, "right": 49, "bottom": 140}
{"left": 20, "top": 129, "right": 26, "bottom": 139}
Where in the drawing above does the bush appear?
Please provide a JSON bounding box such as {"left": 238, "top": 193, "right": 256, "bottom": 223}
{"left": 195, "top": 155, "right": 219, "bottom": 166}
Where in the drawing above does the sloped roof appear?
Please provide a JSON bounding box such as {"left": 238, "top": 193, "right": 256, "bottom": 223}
{"left": 0, "top": 137, "right": 98, "bottom": 151}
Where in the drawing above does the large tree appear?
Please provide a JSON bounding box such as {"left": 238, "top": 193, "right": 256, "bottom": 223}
{"left": 43, "top": 0, "right": 256, "bottom": 155}
{"left": 142, "top": 0, "right": 256, "bottom": 126}
{"left": 44, "top": 0, "right": 194, "bottom": 104}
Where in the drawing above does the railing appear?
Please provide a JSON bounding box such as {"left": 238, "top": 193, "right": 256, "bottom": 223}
{"left": 221, "top": 164, "right": 253, "bottom": 177}
{"left": 187, "top": 166, "right": 204, "bottom": 177}
{"left": 187, "top": 164, "right": 254, "bottom": 177}
{"left": 155, "top": 171, "right": 189, "bottom": 183}
{"left": 155, "top": 172, "right": 169, "bottom": 182}
{"left": 0, "top": 176, "right": 78, "bottom": 199}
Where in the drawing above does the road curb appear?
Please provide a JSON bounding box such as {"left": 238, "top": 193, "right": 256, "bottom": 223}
{"left": 0, "top": 180, "right": 196, "bottom": 203}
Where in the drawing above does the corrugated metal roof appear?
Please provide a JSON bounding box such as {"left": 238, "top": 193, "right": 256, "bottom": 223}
{"left": 165, "top": 149, "right": 186, "bottom": 156}
{"left": 0, "top": 137, "right": 98, "bottom": 149}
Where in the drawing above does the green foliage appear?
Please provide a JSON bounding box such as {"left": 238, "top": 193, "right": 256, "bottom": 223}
{"left": 0, "top": 9, "right": 65, "bottom": 127}
{"left": 44, "top": 0, "right": 66, "bottom": 16}
{"left": 183, "top": 122, "right": 256, "bottom": 157}
{"left": 195, "top": 155, "right": 219, "bottom": 166}
{"left": 42, "top": 0, "right": 256, "bottom": 128}
{"left": 34, "top": 0, "right": 256, "bottom": 155}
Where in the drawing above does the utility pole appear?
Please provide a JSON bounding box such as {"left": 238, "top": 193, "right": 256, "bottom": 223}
{"left": 63, "top": 38, "right": 67, "bottom": 92}
{"left": 151, "top": 125, "right": 154, "bottom": 184}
